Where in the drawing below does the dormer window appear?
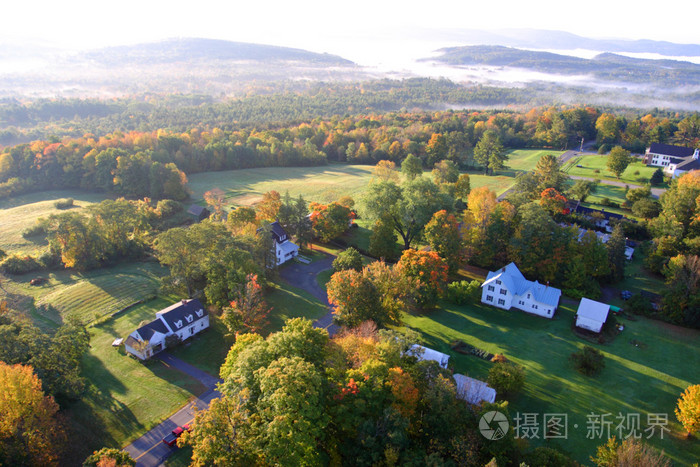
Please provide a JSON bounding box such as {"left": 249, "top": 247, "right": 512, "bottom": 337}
{"left": 496, "top": 280, "right": 501, "bottom": 285}
{"left": 185, "top": 314, "right": 194, "bottom": 323}
{"left": 174, "top": 320, "right": 183, "bottom": 329}
{"left": 196, "top": 309, "right": 204, "bottom": 318}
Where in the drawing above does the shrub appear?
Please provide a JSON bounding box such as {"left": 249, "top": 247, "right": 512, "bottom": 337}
{"left": 491, "top": 354, "right": 508, "bottom": 363}
{"left": 0, "top": 248, "right": 5, "bottom": 261}
{"left": 333, "top": 247, "right": 363, "bottom": 272}
{"left": 446, "top": 280, "right": 481, "bottom": 305}
{"left": 0, "top": 254, "right": 42, "bottom": 275}
{"left": 21, "top": 223, "right": 47, "bottom": 238}
{"left": 633, "top": 170, "right": 640, "bottom": 175}
{"left": 156, "top": 199, "right": 183, "bottom": 218}
{"left": 54, "top": 198, "right": 74, "bottom": 209}
{"left": 593, "top": 169, "right": 601, "bottom": 174}
{"left": 524, "top": 447, "right": 577, "bottom": 467}
{"left": 597, "top": 144, "right": 611, "bottom": 154}
{"left": 37, "top": 249, "right": 62, "bottom": 270}
{"left": 165, "top": 334, "right": 182, "bottom": 349}
{"left": 570, "top": 345, "right": 605, "bottom": 376}
{"left": 650, "top": 168, "right": 664, "bottom": 186}
{"left": 487, "top": 362, "right": 525, "bottom": 399}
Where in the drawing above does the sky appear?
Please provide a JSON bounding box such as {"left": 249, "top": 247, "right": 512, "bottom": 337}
{"left": 3, "top": 0, "right": 699, "bottom": 60}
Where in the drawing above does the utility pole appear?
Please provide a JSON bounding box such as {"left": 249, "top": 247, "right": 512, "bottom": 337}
{"left": 580, "top": 138, "right": 584, "bottom": 152}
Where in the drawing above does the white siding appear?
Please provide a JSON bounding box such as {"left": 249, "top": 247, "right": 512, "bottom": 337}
{"left": 576, "top": 315, "right": 603, "bottom": 333}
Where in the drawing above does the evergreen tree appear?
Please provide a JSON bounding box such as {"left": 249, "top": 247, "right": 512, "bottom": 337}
{"left": 606, "top": 224, "right": 627, "bottom": 282}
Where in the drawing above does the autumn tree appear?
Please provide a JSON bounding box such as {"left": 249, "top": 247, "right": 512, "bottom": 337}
{"left": 222, "top": 273, "right": 271, "bottom": 334}
{"left": 395, "top": 249, "right": 448, "bottom": 308}
{"left": 203, "top": 188, "right": 226, "bottom": 220}
{"left": 0, "top": 362, "right": 65, "bottom": 466}
{"left": 424, "top": 210, "right": 461, "bottom": 273}
{"left": 426, "top": 133, "right": 448, "bottom": 167}
{"left": 607, "top": 146, "right": 632, "bottom": 179}
{"left": 539, "top": 188, "right": 568, "bottom": 215}
{"left": 474, "top": 130, "right": 507, "bottom": 174}
{"left": 333, "top": 247, "right": 363, "bottom": 272}
{"left": 227, "top": 206, "right": 257, "bottom": 233}
{"left": 83, "top": 448, "right": 135, "bottom": 467}
{"left": 309, "top": 201, "right": 352, "bottom": 242}
{"left": 454, "top": 173, "right": 471, "bottom": 201}
{"left": 373, "top": 160, "right": 400, "bottom": 182}
{"left": 256, "top": 190, "right": 282, "bottom": 222}
{"left": 675, "top": 384, "right": 700, "bottom": 436}
{"left": 591, "top": 437, "right": 670, "bottom": 467}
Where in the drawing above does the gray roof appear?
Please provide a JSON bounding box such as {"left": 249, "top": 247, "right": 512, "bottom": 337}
{"left": 157, "top": 299, "right": 208, "bottom": 332}
{"left": 187, "top": 205, "right": 210, "bottom": 217}
{"left": 675, "top": 158, "right": 700, "bottom": 172}
{"left": 269, "top": 221, "right": 288, "bottom": 243}
{"left": 482, "top": 262, "right": 561, "bottom": 307}
{"left": 135, "top": 318, "right": 170, "bottom": 341}
{"left": 648, "top": 143, "right": 695, "bottom": 158}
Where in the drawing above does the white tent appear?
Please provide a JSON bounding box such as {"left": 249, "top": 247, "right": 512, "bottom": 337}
{"left": 408, "top": 344, "right": 450, "bottom": 369}
{"left": 453, "top": 374, "right": 497, "bottom": 405}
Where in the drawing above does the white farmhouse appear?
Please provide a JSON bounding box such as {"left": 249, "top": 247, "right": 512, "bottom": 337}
{"left": 644, "top": 142, "right": 700, "bottom": 178}
{"left": 125, "top": 299, "right": 209, "bottom": 360}
{"left": 407, "top": 344, "right": 450, "bottom": 369}
{"left": 481, "top": 263, "right": 561, "bottom": 318}
{"left": 270, "top": 221, "right": 300, "bottom": 265}
{"left": 453, "top": 374, "right": 497, "bottom": 405}
{"left": 575, "top": 298, "right": 610, "bottom": 333}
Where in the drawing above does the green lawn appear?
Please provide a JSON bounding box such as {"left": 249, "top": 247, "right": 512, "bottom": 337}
{"left": 402, "top": 301, "right": 699, "bottom": 465}
{"left": 562, "top": 154, "right": 665, "bottom": 187}
{"left": 65, "top": 297, "right": 206, "bottom": 462}
{"left": 265, "top": 281, "right": 328, "bottom": 333}
{"left": 186, "top": 164, "right": 376, "bottom": 206}
{"left": 0, "top": 190, "right": 107, "bottom": 256}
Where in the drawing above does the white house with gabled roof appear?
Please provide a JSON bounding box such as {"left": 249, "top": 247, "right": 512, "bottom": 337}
{"left": 124, "top": 299, "right": 209, "bottom": 360}
{"left": 481, "top": 263, "right": 561, "bottom": 318}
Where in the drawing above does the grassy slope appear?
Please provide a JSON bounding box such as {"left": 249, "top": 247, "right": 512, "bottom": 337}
{"left": 0, "top": 191, "right": 107, "bottom": 256}
{"left": 562, "top": 154, "right": 664, "bottom": 186}
{"left": 402, "top": 301, "right": 699, "bottom": 465}
{"left": 66, "top": 297, "right": 206, "bottom": 460}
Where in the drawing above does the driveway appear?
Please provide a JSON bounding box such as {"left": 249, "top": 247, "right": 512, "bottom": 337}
{"left": 278, "top": 253, "right": 339, "bottom": 336}
{"left": 124, "top": 353, "right": 222, "bottom": 467}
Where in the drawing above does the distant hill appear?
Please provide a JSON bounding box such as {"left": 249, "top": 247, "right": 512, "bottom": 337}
{"left": 427, "top": 28, "right": 700, "bottom": 57}
{"left": 428, "top": 45, "right": 700, "bottom": 86}
{"left": 76, "top": 38, "right": 354, "bottom": 66}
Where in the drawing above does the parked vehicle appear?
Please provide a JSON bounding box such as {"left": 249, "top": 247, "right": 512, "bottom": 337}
{"left": 162, "top": 424, "right": 191, "bottom": 446}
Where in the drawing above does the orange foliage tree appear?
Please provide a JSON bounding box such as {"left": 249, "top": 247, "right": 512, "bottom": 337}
{"left": 539, "top": 187, "right": 568, "bottom": 215}
{"left": 395, "top": 249, "right": 448, "bottom": 308}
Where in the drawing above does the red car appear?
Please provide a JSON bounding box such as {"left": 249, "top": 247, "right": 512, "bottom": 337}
{"left": 162, "top": 424, "right": 191, "bottom": 446}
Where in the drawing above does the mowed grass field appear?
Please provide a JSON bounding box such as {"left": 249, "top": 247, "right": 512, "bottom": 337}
{"left": 65, "top": 296, "right": 206, "bottom": 462}
{"left": 186, "top": 150, "right": 560, "bottom": 207}
{"left": 402, "top": 301, "right": 699, "bottom": 465}
{"left": 0, "top": 190, "right": 107, "bottom": 256}
{"left": 562, "top": 153, "right": 664, "bottom": 186}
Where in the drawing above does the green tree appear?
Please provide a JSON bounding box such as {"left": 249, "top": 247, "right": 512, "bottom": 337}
{"left": 432, "top": 160, "right": 459, "bottom": 184}
{"left": 369, "top": 215, "right": 399, "bottom": 261}
{"left": 570, "top": 346, "right": 605, "bottom": 376}
{"left": 454, "top": 173, "right": 471, "bottom": 201}
{"left": 606, "top": 224, "right": 627, "bottom": 283}
{"left": 474, "top": 130, "right": 507, "bottom": 174}
{"left": 487, "top": 362, "right": 525, "bottom": 400}
{"left": 632, "top": 198, "right": 661, "bottom": 219}
{"left": 401, "top": 154, "right": 423, "bottom": 180}
{"left": 534, "top": 154, "right": 568, "bottom": 192}
{"left": 333, "top": 247, "right": 363, "bottom": 272}
{"left": 567, "top": 179, "right": 597, "bottom": 202}
{"left": 606, "top": 146, "right": 632, "bottom": 179}
{"left": 363, "top": 178, "right": 452, "bottom": 250}
{"left": 675, "top": 384, "right": 700, "bottom": 436}
{"left": 204, "top": 246, "right": 260, "bottom": 309}
{"left": 626, "top": 185, "right": 651, "bottom": 204}
{"left": 591, "top": 437, "right": 670, "bottom": 467}
{"left": 661, "top": 254, "right": 700, "bottom": 326}
{"left": 650, "top": 167, "right": 664, "bottom": 186}
{"left": 424, "top": 210, "right": 461, "bottom": 274}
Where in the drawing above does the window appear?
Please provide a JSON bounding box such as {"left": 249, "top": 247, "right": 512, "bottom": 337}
{"left": 196, "top": 309, "right": 204, "bottom": 318}
{"left": 518, "top": 300, "right": 524, "bottom": 305}
{"left": 190, "top": 327, "right": 194, "bottom": 335}
{"left": 496, "top": 280, "right": 502, "bottom": 285}
{"left": 532, "top": 304, "right": 538, "bottom": 310}
{"left": 185, "top": 314, "right": 194, "bottom": 323}
{"left": 527, "top": 294, "right": 531, "bottom": 299}
{"left": 500, "top": 289, "right": 507, "bottom": 295}
{"left": 174, "top": 320, "right": 183, "bottom": 329}
{"left": 498, "top": 298, "right": 505, "bottom": 305}
{"left": 487, "top": 285, "right": 495, "bottom": 292}
{"left": 486, "top": 295, "right": 493, "bottom": 302}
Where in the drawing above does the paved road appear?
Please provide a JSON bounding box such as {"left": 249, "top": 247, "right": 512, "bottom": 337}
{"left": 124, "top": 353, "right": 222, "bottom": 467}
{"left": 278, "top": 252, "right": 339, "bottom": 336}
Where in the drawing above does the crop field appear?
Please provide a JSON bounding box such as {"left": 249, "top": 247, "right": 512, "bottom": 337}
{"left": 1, "top": 261, "right": 166, "bottom": 329}
{"left": 402, "top": 301, "right": 699, "bottom": 465}
{"left": 0, "top": 190, "right": 107, "bottom": 256}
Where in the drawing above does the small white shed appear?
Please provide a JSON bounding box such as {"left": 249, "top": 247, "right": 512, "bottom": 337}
{"left": 453, "top": 374, "right": 497, "bottom": 405}
{"left": 408, "top": 344, "right": 450, "bottom": 369}
{"left": 575, "top": 298, "right": 610, "bottom": 333}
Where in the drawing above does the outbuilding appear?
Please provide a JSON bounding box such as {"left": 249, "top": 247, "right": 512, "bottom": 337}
{"left": 575, "top": 298, "right": 610, "bottom": 333}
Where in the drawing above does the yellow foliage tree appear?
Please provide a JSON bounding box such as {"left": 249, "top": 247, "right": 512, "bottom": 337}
{"left": 675, "top": 384, "right": 700, "bottom": 436}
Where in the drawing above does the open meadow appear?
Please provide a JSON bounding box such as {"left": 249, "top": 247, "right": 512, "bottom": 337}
{"left": 562, "top": 153, "right": 664, "bottom": 186}
{"left": 402, "top": 301, "right": 699, "bottom": 465}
